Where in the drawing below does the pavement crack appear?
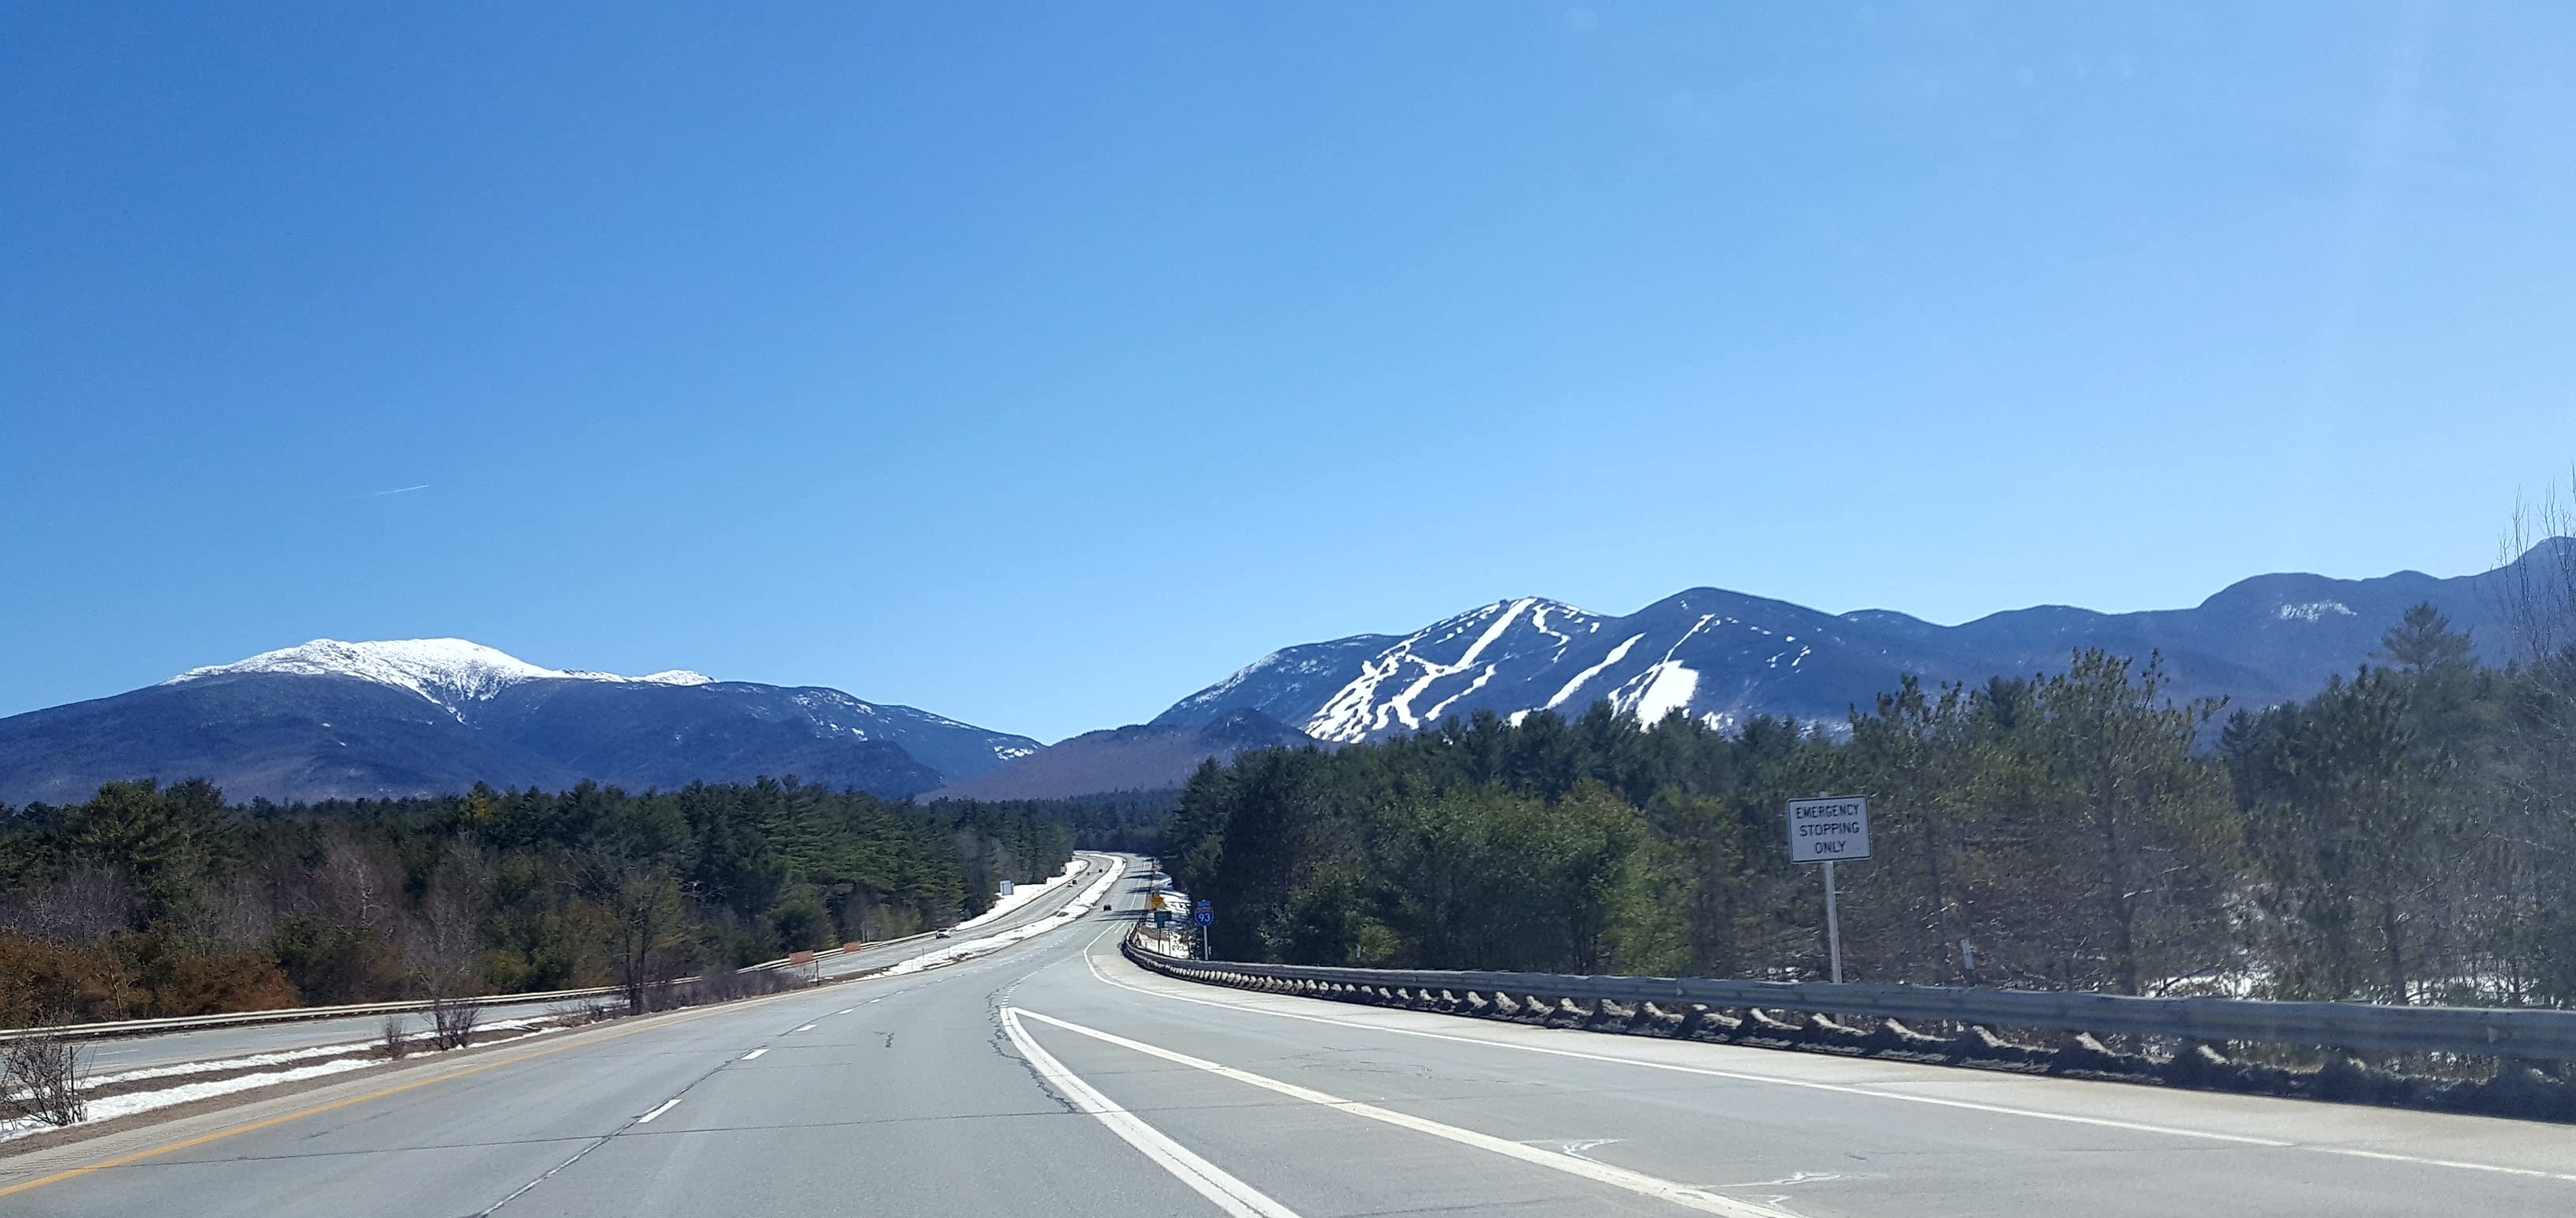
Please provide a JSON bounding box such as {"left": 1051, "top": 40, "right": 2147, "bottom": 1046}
{"left": 471, "top": 1043, "right": 747, "bottom": 1216}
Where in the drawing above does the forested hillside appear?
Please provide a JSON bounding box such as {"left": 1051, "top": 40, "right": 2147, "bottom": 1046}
{"left": 1166, "top": 603, "right": 2576, "bottom": 1009}
{"left": 930, "top": 790, "right": 1179, "bottom": 855}
{"left": 0, "top": 778, "right": 1070, "bottom": 1025}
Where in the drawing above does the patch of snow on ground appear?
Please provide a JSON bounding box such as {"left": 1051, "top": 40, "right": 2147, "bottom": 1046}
{"left": 88, "top": 1039, "right": 383, "bottom": 1088}
{"left": 881, "top": 860, "right": 1124, "bottom": 977}
{"left": 0, "top": 1024, "right": 564, "bottom": 1144}
{"left": 87, "top": 1017, "right": 550, "bottom": 1088}
{"left": 950, "top": 857, "right": 1086, "bottom": 934}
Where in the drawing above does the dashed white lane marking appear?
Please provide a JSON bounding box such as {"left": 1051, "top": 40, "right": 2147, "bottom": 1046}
{"left": 636, "top": 1098, "right": 681, "bottom": 1123}
{"left": 741, "top": 1048, "right": 769, "bottom": 1060}
{"left": 792, "top": 1024, "right": 818, "bottom": 1032}
{"left": 1079, "top": 945, "right": 2576, "bottom": 1183}
{"left": 1013, "top": 1006, "right": 1792, "bottom": 1218}
{"left": 835, "top": 1007, "right": 856, "bottom": 1015}
{"left": 998, "top": 1008, "right": 1303, "bottom": 1218}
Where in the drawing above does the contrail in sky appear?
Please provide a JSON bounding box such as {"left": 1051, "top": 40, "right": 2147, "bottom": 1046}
{"left": 368, "top": 484, "right": 432, "bottom": 497}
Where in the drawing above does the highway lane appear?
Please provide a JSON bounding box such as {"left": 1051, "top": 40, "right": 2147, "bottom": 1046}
{"left": 69, "top": 854, "right": 1114, "bottom": 1076}
{"left": 8, "top": 856, "right": 2574, "bottom": 1217}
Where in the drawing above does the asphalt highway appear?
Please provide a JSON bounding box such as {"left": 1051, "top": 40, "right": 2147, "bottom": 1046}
{"left": 6, "top": 854, "right": 2573, "bottom": 1217}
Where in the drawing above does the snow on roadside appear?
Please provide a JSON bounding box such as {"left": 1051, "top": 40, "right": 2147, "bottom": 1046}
{"left": 88, "top": 1039, "right": 380, "bottom": 1087}
{"left": 2, "top": 859, "right": 1123, "bottom": 1146}
{"left": 881, "top": 860, "right": 1124, "bottom": 977}
{"left": 86, "top": 1016, "right": 552, "bottom": 1088}
{"left": 0, "top": 1023, "right": 565, "bottom": 1143}
{"left": 949, "top": 857, "right": 1088, "bottom": 935}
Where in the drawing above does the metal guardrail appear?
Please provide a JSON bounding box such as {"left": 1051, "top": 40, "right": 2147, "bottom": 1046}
{"left": 0, "top": 985, "right": 626, "bottom": 1044}
{"left": 1121, "top": 940, "right": 2576, "bottom": 1062}
{"left": 0, "top": 928, "right": 968, "bottom": 1045}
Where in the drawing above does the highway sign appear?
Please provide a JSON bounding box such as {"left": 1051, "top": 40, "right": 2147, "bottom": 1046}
{"left": 1787, "top": 795, "right": 1869, "bottom": 984}
{"left": 1195, "top": 899, "right": 1213, "bottom": 926}
{"left": 1787, "top": 796, "right": 1871, "bottom": 863}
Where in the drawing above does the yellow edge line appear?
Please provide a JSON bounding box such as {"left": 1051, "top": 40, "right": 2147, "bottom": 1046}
{"left": 0, "top": 995, "right": 751, "bottom": 1200}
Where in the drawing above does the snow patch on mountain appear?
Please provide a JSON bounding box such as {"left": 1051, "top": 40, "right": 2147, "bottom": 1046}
{"left": 1159, "top": 547, "right": 2562, "bottom": 747}
{"left": 165, "top": 639, "right": 716, "bottom": 718}
{"left": 1545, "top": 633, "right": 1645, "bottom": 711}
{"left": 1302, "top": 598, "right": 1593, "bottom": 742}
{"left": 1605, "top": 613, "right": 1720, "bottom": 724}
{"left": 1175, "top": 652, "right": 1290, "bottom": 712}
{"left": 2277, "top": 601, "right": 2356, "bottom": 622}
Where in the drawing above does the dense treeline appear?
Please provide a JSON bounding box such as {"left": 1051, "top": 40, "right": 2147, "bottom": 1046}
{"left": 0, "top": 778, "right": 1070, "bottom": 1024}
{"left": 1166, "top": 604, "right": 2576, "bottom": 1008}
{"left": 930, "top": 790, "right": 1178, "bottom": 855}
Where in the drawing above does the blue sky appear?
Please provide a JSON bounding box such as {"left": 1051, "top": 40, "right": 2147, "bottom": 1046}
{"left": 6, "top": 2, "right": 2574, "bottom": 742}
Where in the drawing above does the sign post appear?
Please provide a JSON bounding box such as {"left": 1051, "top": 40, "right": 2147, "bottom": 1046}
{"left": 1194, "top": 899, "right": 1213, "bottom": 959}
{"left": 1786, "top": 796, "right": 1870, "bottom": 984}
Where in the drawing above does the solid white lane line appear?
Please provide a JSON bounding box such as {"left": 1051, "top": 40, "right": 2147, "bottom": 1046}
{"left": 1082, "top": 950, "right": 2576, "bottom": 1184}
{"left": 2312, "top": 1147, "right": 2576, "bottom": 1181}
{"left": 636, "top": 1098, "right": 681, "bottom": 1123}
{"left": 998, "top": 1009, "right": 1303, "bottom": 1218}
{"left": 741, "top": 1048, "right": 769, "bottom": 1060}
{"left": 793, "top": 1023, "right": 818, "bottom": 1032}
{"left": 1011, "top": 1007, "right": 1793, "bottom": 1218}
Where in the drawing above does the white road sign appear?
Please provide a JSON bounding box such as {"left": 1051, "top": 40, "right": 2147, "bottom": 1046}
{"left": 1788, "top": 796, "right": 1870, "bottom": 863}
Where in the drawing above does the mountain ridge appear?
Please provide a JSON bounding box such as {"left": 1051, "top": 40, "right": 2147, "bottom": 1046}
{"left": 923, "top": 708, "right": 1318, "bottom": 803}
{"left": 1153, "top": 546, "right": 2562, "bottom": 744}
{"left": 0, "top": 639, "right": 1039, "bottom": 806}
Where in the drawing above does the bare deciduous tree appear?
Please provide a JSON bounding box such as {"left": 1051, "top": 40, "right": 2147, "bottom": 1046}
{"left": 401, "top": 844, "right": 492, "bottom": 1004}
{"left": 1, "top": 1029, "right": 87, "bottom": 1126}
{"left": 426, "top": 996, "right": 480, "bottom": 1051}
{"left": 2496, "top": 471, "right": 2576, "bottom": 664}
{"left": 0, "top": 868, "right": 132, "bottom": 942}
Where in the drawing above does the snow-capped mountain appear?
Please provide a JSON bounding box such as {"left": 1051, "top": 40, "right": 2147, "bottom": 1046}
{"left": 1155, "top": 546, "right": 2562, "bottom": 743}
{"left": 0, "top": 639, "right": 1039, "bottom": 805}
{"left": 166, "top": 639, "right": 717, "bottom": 714}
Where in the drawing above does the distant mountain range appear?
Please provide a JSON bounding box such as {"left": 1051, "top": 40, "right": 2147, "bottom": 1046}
{"left": 3, "top": 545, "right": 2562, "bottom": 807}
{"left": 925, "top": 710, "right": 1316, "bottom": 802}
{"left": 0, "top": 639, "right": 1037, "bottom": 806}
{"left": 1151, "top": 543, "right": 2564, "bottom": 744}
